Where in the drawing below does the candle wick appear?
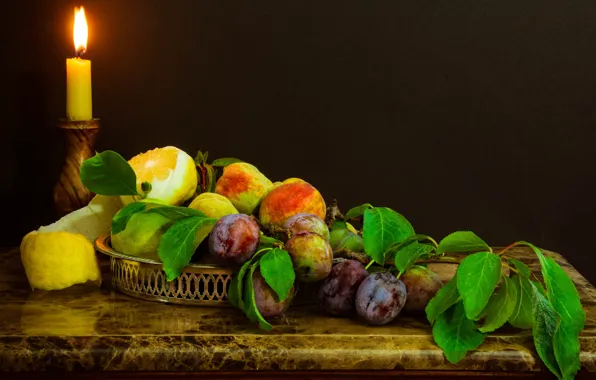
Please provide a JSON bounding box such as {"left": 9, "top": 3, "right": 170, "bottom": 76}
{"left": 75, "top": 47, "right": 86, "bottom": 58}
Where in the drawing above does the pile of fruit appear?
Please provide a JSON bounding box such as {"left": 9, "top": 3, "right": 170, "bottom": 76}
{"left": 19, "top": 146, "right": 585, "bottom": 379}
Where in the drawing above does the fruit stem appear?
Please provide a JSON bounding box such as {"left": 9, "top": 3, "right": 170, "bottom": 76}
{"left": 415, "top": 234, "right": 439, "bottom": 248}
{"left": 416, "top": 258, "right": 462, "bottom": 265}
{"left": 365, "top": 260, "right": 375, "bottom": 270}
{"left": 501, "top": 262, "right": 518, "bottom": 275}
{"left": 259, "top": 234, "right": 283, "bottom": 248}
{"left": 497, "top": 242, "right": 518, "bottom": 256}
{"left": 325, "top": 199, "right": 344, "bottom": 228}
{"left": 197, "top": 164, "right": 207, "bottom": 193}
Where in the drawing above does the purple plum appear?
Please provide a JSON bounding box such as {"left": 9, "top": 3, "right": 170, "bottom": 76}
{"left": 253, "top": 271, "right": 294, "bottom": 318}
{"left": 318, "top": 260, "right": 369, "bottom": 316}
{"left": 355, "top": 272, "right": 407, "bottom": 325}
{"left": 209, "top": 214, "right": 259, "bottom": 265}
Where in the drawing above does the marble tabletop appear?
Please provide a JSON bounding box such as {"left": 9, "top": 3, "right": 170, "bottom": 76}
{"left": 0, "top": 246, "right": 595, "bottom": 375}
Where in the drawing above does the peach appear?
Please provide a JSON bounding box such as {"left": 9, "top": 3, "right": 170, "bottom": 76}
{"left": 259, "top": 180, "right": 326, "bottom": 227}
{"left": 215, "top": 163, "right": 273, "bottom": 215}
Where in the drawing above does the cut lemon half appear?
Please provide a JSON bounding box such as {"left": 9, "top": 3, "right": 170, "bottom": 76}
{"left": 121, "top": 146, "right": 197, "bottom": 206}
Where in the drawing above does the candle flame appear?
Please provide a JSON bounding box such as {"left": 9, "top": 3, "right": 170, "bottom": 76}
{"left": 73, "top": 7, "right": 88, "bottom": 57}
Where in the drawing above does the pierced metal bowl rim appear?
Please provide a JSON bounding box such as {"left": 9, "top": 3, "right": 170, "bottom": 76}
{"left": 95, "top": 234, "right": 230, "bottom": 270}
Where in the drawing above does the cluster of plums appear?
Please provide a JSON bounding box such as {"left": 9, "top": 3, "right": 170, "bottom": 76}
{"left": 209, "top": 212, "right": 334, "bottom": 317}
{"left": 319, "top": 260, "right": 443, "bottom": 325}
{"left": 210, "top": 211, "right": 444, "bottom": 325}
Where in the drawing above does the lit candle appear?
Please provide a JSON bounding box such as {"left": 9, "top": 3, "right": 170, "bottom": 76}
{"left": 66, "top": 7, "right": 92, "bottom": 121}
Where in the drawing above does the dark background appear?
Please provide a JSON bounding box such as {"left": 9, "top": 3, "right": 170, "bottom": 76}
{"left": 2, "top": 1, "right": 596, "bottom": 281}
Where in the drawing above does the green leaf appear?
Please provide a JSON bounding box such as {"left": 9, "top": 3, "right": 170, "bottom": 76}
{"left": 508, "top": 258, "right": 532, "bottom": 278}
{"left": 436, "top": 231, "right": 491, "bottom": 255}
{"left": 158, "top": 216, "right": 217, "bottom": 281}
{"left": 432, "top": 302, "right": 486, "bottom": 364}
{"left": 111, "top": 202, "right": 146, "bottom": 234}
{"left": 344, "top": 203, "right": 373, "bottom": 220}
{"left": 194, "top": 150, "right": 205, "bottom": 165}
{"left": 533, "top": 280, "right": 546, "bottom": 297}
{"left": 478, "top": 275, "right": 518, "bottom": 333}
{"left": 227, "top": 275, "right": 241, "bottom": 309}
{"left": 80, "top": 150, "right": 139, "bottom": 196}
{"left": 211, "top": 157, "right": 244, "bottom": 167}
{"left": 528, "top": 243, "right": 585, "bottom": 332}
{"left": 554, "top": 320, "right": 581, "bottom": 380}
{"left": 394, "top": 242, "right": 434, "bottom": 274}
{"left": 516, "top": 242, "right": 585, "bottom": 379}
{"left": 508, "top": 274, "right": 534, "bottom": 329}
{"left": 362, "top": 207, "right": 415, "bottom": 265}
{"left": 259, "top": 248, "right": 295, "bottom": 302}
{"left": 457, "top": 252, "right": 501, "bottom": 320}
{"left": 426, "top": 274, "right": 460, "bottom": 324}
{"left": 206, "top": 164, "right": 216, "bottom": 193}
{"left": 143, "top": 206, "right": 206, "bottom": 220}
{"left": 243, "top": 263, "right": 273, "bottom": 330}
{"left": 234, "top": 257, "right": 257, "bottom": 311}
{"left": 233, "top": 248, "right": 272, "bottom": 311}
{"left": 532, "top": 283, "right": 562, "bottom": 379}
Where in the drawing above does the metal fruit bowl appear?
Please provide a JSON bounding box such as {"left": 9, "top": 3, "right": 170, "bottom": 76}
{"left": 95, "top": 234, "right": 233, "bottom": 307}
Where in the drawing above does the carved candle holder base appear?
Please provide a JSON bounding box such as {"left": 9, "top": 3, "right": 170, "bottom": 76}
{"left": 53, "top": 118, "right": 100, "bottom": 217}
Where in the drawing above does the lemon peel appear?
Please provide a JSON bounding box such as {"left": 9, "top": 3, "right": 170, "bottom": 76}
{"left": 37, "top": 195, "right": 123, "bottom": 243}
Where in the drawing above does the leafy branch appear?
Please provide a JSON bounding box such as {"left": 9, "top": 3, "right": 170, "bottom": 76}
{"left": 424, "top": 231, "right": 585, "bottom": 379}
{"left": 337, "top": 201, "right": 585, "bottom": 379}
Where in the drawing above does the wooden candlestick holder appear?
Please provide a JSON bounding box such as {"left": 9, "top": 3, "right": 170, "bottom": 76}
{"left": 53, "top": 118, "right": 100, "bottom": 217}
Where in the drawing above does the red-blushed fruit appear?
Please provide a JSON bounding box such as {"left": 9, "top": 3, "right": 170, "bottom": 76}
{"left": 253, "top": 270, "right": 294, "bottom": 318}
{"left": 208, "top": 214, "right": 260, "bottom": 265}
{"left": 355, "top": 272, "right": 407, "bottom": 325}
{"left": 318, "top": 260, "right": 369, "bottom": 316}
{"left": 215, "top": 163, "right": 273, "bottom": 214}
{"left": 283, "top": 213, "right": 330, "bottom": 241}
{"left": 284, "top": 232, "right": 333, "bottom": 282}
{"left": 259, "top": 181, "right": 326, "bottom": 227}
{"left": 401, "top": 266, "right": 443, "bottom": 314}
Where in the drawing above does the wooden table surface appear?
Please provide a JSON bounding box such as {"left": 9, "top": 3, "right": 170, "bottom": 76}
{"left": 1, "top": 246, "right": 595, "bottom": 379}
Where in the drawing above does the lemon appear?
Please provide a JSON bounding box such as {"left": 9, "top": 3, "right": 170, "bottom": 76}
{"left": 20, "top": 231, "right": 101, "bottom": 291}
{"left": 188, "top": 193, "right": 238, "bottom": 219}
{"left": 121, "top": 146, "right": 197, "bottom": 206}
{"left": 37, "top": 195, "right": 122, "bottom": 243}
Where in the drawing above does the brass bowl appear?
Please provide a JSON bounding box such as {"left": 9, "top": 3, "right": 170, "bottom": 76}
{"left": 95, "top": 234, "right": 233, "bottom": 307}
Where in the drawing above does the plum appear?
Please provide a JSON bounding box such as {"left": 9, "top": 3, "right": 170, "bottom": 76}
{"left": 253, "top": 270, "right": 294, "bottom": 318}
{"left": 285, "top": 232, "right": 333, "bottom": 282}
{"left": 318, "top": 260, "right": 369, "bottom": 316}
{"left": 329, "top": 228, "right": 364, "bottom": 253}
{"left": 355, "top": 272, "right": 407, "bottom": 325}
{"left": 283, "top": 213, "right": 330, "bottom": 241}
{"left": 401, "top": 266, "right": 443, "bottom": 314}
{"left": 209, "top": 214, "right": 260, "bottom": 265}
